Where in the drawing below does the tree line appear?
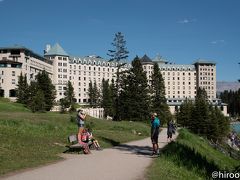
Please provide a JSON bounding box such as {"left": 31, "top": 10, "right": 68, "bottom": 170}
{"left": 176, "top": 88, "right": 230, "bottom": 142}
{"left": 219, "top": 89, "right": 240, "bottom": 117}
{"left": 17, "top": 70, "right": 56, "bottom": 112}
{"left": 89, "top": 57, "right": 171, "bottom": 124}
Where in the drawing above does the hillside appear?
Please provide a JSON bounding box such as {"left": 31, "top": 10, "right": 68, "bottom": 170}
{"left": 147, "top": 128, "right": 240, "bottom": 180}
{"left": 0, "top": 99, "right": 150, "bottom": 175}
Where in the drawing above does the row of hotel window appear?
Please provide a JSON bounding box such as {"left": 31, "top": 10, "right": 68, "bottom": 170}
{"left": 58, "top": 63, "right": 117, "bottom": 73}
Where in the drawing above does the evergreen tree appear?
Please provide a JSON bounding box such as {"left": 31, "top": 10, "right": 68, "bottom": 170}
{"left": 35, "top": 70, "right": 56, "bottom": 111}
{"left": 88, "top": 81, "right": 100, "bottom": 107}
{"left": 107, "top": 32, "right": 129, "bottom": 120}
{"left": 119, "top": 56, "right": 150, "bottom": 121}
{"left": 16, "top": 72, "right": 28, "bottom": 104}
{"left": 151, "top": 63, "right": 171, "bottom": 125}
{"left": 93, "top": 81, "right": 100, "bottom": 107}
{"left": 107, "top": 32, "right": 129, "bottom": 62}
{"left": 177, "top": 98, "right": 194, "bottom": 127}
{"left": 27, "top": 82, "right": 45, "bottom": 112}
{"left": 191, "top": 88, "right": 209, "bottom": 135}
{"left": 60, "top": 81, "right": 75, "bottom": 112}
{"left": 220, "top": 89, "right": 240, "bottom": 117}
{"left": 101, "top": 79, "right": 113, "bottom": 117}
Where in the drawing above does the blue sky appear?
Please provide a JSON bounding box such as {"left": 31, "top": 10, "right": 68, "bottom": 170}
{"left": 0, "top": 0, "right": 240, "bottom": 81}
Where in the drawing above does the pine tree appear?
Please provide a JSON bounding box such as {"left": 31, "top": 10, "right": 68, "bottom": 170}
{"left": 107, "top": 32, "right": 129, "bottom": 120}
{"left": 119, "top": 56, "right": 150, "bottom": 121}
{"left": 177, "top": 98, "right": 194, "bottom": 127}
{"left": 35, "top": 70, "right": 56, "bottom": 111}
{"left": 88, "top": 81, "right": 100, "bottom": 107}
{"left": 16, "top": 72, "right": 28, "bottom": 104}
{"left": 27, "top": 82, "right": 45, "bottom": 112}
{"left": 101, "top": 79, "right": 113, "bottom": 117}
{"left": 151, "top": 63, "right": 171, "bottom": 125}
{"left": 107, "top": 32, "right": 129, "bottom": 62}
{"left": 191, "top": 88, "right": 209, "bottom": 136}
{"left": 60, "top": 80, "right": 75, "bottom": 112}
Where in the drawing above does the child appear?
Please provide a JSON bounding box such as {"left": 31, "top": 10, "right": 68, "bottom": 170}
{"left": 86, "top": 128, "right": 102, "bottom": 150}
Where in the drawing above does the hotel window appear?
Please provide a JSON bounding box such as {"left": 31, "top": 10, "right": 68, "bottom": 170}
{"left": 12, "top": 79, "right": 15, "bottom": 84}
{"left": 58, "top": 62, "right": 62, "bottom": 66}
{"left": 89, "top": 67, "right": 91, "bottom": 70}
{"left": 12, "top": 71, "right": 15, "bottom": 76}
{"left": 58, "top": 57, "right": 62, "bottom": 60}
{"left": 84, "top": 77, "right": 86, "bottom": 81}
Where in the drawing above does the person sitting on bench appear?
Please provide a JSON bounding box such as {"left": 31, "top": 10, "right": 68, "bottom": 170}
{"left": 77, "top": 128, "right": 91, "bottom": 154}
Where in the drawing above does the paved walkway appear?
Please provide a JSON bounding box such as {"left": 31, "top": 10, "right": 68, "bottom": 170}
{"left": 1, "top": 128, "right": 177, "bottom": 180}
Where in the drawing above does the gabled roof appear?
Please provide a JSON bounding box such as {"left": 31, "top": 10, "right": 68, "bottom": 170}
{"left": 141, "top": 54, "right": 152, "bottom": 62}
{"left": 45, "top": 43, "right": 69, "bottom": 56}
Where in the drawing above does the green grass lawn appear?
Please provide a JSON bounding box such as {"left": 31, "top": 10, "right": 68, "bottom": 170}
{"left": 146, "top": 128, "right": 240, "bottom": 180}
{"left": 0, "top": 99, "right": 150, "bottom": 175}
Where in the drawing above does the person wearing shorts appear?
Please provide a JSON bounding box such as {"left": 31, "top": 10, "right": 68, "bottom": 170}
{"left": 77, "top": 109, "right": 86, "bottom": 135}
{"left": 151, "top": 113, "right": 160, "bottom": 155}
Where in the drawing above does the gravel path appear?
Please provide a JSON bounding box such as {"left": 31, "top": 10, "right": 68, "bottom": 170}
{"left": 1, "top": 128, "right": 177, "bottom": 180}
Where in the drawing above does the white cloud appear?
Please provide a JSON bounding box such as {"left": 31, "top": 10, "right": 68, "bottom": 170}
{"left": 0, "top": 0, "right": 4, "bottom": 2}
{"left": 178, "top": 18, "right": 196, "bottom": 24}
{"left": 210, "top": 40, "right": 225, "bottom": 44}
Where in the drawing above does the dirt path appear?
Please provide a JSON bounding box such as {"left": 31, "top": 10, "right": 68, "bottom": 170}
{"left": 2, "top": 128, "right": 177, "bottom": 180}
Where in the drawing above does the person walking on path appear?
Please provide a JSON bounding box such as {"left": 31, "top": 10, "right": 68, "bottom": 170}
{"left": 167, "top": 120, "right": 175, "bottom": 142}
{"left": 151, "top": 112, "right": 160, "bottom": 155}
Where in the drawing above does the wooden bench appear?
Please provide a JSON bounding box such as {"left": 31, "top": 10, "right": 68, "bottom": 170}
{"left": 64, "top": 134, "right": 84, "bottom": 153}
{"left": 64, "top": 134, "right": 93, "bottom": 153}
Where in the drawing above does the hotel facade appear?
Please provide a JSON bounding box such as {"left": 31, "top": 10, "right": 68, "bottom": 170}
{"left": 0, "top": 43, "right": 227, "bottom": 115}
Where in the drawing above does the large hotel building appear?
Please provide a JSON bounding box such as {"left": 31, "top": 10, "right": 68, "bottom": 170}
{"left": 0, "top": 43, "right": 227, "bottom": 115}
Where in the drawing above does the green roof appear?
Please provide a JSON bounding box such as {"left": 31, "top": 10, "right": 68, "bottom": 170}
{"left": 45, "top": 43, "right": 68, "bottom": 56}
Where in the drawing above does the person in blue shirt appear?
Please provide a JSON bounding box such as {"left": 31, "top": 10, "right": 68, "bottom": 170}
{"left": 151, "top": 113, "right": 160, "bottom": 155}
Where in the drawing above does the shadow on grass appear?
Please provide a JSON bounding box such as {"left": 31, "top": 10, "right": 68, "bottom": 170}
{"left": 161, "top": 141, "right": 220, "bottom": 177}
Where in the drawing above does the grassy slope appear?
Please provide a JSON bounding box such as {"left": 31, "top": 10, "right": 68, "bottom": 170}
{"left": 146, "top": 128, "right": 240, "bottom": 180}
{"left": 0, "top": 100, "right": 150, "bottom": 175}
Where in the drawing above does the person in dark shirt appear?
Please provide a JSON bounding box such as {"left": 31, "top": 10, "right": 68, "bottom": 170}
{"left": 151, "top": 113, "right": 160, "bottom": 155}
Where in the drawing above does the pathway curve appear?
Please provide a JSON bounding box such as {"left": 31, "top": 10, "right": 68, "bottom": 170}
{"left": 2, "top": 128, "right": 177, "bottom": 180}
